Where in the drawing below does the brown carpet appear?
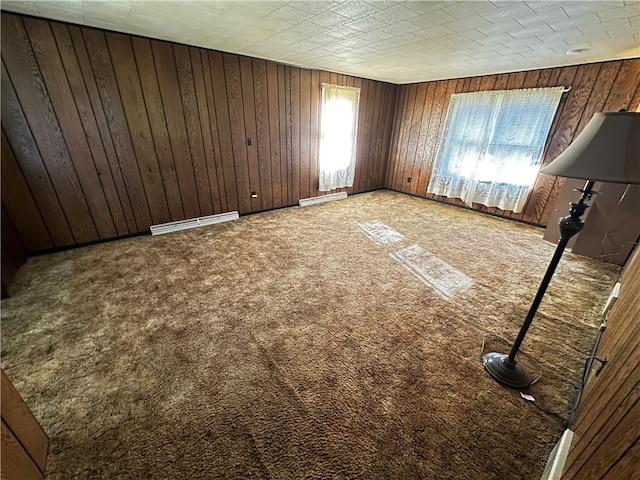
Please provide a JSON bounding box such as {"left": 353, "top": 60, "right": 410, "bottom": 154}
{"left": 1, "top": 190, "right": 619, "bottom": 479}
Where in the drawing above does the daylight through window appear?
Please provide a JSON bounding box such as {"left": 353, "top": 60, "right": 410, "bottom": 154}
{"left": 318, "top": 84, "right": 360, "bottom": 192}
{"left": 427, "top": 87, "right": 564, "bottom": 213}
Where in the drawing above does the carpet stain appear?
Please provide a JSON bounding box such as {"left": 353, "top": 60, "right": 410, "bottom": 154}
{"left": 1, "top": 190, "right": 619, "bottom": 479}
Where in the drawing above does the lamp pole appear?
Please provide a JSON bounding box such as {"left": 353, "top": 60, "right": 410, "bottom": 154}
{"left": 483, "top": 180, "right": 595, "bottom": 388}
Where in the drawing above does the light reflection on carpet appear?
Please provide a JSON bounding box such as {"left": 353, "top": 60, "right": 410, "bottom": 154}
{"left": 390, "top": 244, "right": 473, "bottom": 299}
{"left": 356, "top": 220, "right": 405, "bottom": 245}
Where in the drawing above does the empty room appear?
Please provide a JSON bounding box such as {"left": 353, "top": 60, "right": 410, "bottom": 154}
{"left": 1, "top": 1, "right": 639, "bottom": 479}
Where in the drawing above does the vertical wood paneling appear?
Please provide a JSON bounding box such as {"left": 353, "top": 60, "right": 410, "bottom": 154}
{"left": 191, "top": 47, "right": 222, "bottom": 215}
{"left": 130, "top": 37, "right": 184, "bottom": 222}
{"left": 238, "top": 56, "right": 261, "bottom": 211}
{"left": 224, "top": 54, "right": 252, "bottom": 213}
{"left": 150, "top": 40, "right": 200, "bottom": 219}
{"left": 1, "top": 131, "right": 52, "bottom": 251}
{"left": 24, "top": 17, "right": 118, "bottom": 239}
{"left": 387, "top": 59, "right": 640, "bottom": 225}
{"left": 50, "top": 22, "right": 130, "bottom": 236}
{"left": 200, "top": 50, "right": 227, "bottom": 213}
{"left": 81, "top": 28, "right": 153, "bottom": 230}
{"left": 2, "top": 15, "right": 98, "bottom": 243}
{"left": 1, "top": 206, "right": 27, "bottom": 298}
{"left": 561, "top": 246, "right": 640, "bottom": 480}
{"left": 106, "top": 32, "right": 170, "bottom": 225}
{"left": 208, "top": 51, "right": 239, "bottom": 213}
{"left": 174, "top": 44, "right": 213, "bottom": 217}
{"left": 0, "top": 12, "right": 398, "bottom": 253}
{"left": 67, "top": 25, "right": 138, "bottom": 233}
{"left": 253, "top": 58, "right": 273, "bottom": 210}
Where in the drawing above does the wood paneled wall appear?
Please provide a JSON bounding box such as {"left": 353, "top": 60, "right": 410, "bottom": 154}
{"left": 561, "top": 245, "right": 640, "bottom": 480}
{"left": 386, "top": 59, "right": 640, "bottom": 226}
{"left": 1, "top": 12, "right": 397, "bottom": 253}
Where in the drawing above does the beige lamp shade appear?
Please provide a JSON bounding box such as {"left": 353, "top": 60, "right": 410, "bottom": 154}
{"left": 540, "top": 112, "right": 640, "bottom": 184}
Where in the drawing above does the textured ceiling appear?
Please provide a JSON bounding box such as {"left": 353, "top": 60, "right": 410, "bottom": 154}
{"left": 2, "top": 1, "right": 639, "bottom": 84}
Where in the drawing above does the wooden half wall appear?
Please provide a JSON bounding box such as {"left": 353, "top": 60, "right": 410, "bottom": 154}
{"left": 386, "top": 59, "right": 640, "bottom": 226}
{"left": 0, "top": 12, "right": 397, "bottom": 253}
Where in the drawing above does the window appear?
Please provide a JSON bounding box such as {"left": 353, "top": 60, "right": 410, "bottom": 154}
{"left": 427, "top": 87, "right": 564, "bottom": 213}
{"left": 318, "top": 84, "right": 360, "bottom": 192}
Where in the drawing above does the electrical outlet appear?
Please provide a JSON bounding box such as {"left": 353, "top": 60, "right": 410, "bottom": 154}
{"left": 407, "top": 176, "right": 412, "bottom": 183}
{"left": 246, "top": 137, "right": 252, "bottom": 146}
{"left": 251, "top": 192, "right": 258, "bottom": 198}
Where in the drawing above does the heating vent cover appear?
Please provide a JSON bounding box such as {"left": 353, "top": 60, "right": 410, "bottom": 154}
{"left": 299, "top": 192, "right": 347, "bottom": 207}
{"left": 150, "top": 211, "right": 239, "bottom": 235}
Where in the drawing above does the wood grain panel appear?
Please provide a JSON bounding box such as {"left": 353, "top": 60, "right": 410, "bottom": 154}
{"left": 299, "top": 68, "right": 311, "bottom": 199}
{"left": 1, "top": 420, "right": 43, "bottom": 480}
{"left": 81, "top": 27, "right": 153, "bottom": 230}
{"left": 150, "top": 40, "right": 200, "bottom": 220}
{"left": 200, "top": 49, "right": 228, "bottom": 213}
{"left": 191, "top": 47, "right": 222, "bottom": 215}
{"left": 107, "top": 32, "right": 170, "bottom": 225}
{"left": 2, "top": 15, "right": 98, "bottom": 243}
{"left": 208, "top": 51, "right": 239, "bottom": 213}
{"left": 1, "top": 370, "right": 48, "bottom": 471}
{"left": 253, "top": 58, "right": 274, "bottom": 210}
{"left": 174, "top": 43, "right": 213, "bottom": 217}
{"left": 67, "top": 25, "right": 138, "bottom": 233}
{"left": 562, "top": 246, "right": 640, "bottom": 480}
{"left": 266, "top": 61, "right": 282, "bottom": 206}
{"left": 50, "top": 22, "right": 130, "bottom": 236}
{"left": 238, "top": 56, "right": 261, "bottom": 211}
{"left": 224, "top": 54, "right": 252, "bottom": 213}
{"left": 1, "top": 207, "right": 27, "bottom": 298}
{"left": 1, "top": 131, "right": 53, "bottom": 251}
{"left": 1, "top": 65, "right": 74, "bottom": 247}
{"left": 130, "top": 37, "right": 184, "bottom": 222}
{"left": 24, "top": 17, "right": 117, "bottom": 239}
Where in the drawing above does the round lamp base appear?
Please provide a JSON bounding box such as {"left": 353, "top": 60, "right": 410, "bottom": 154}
{"left": 483, "top": 352, "right": 533, "bottom": 389}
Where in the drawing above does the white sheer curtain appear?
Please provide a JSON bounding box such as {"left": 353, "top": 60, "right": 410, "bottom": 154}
{"left": 318, "top": 84, "right": 360, "bottom": 192}
{"left": 427, "top": 87, "right": 564, "bottom": 212}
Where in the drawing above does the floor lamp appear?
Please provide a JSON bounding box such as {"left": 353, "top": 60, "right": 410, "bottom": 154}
{"left": 483, "top": 112, "right": 640, "bottom": 389}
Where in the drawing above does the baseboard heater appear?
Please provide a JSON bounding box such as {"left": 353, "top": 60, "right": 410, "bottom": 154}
{"left": 150, "top": 211, "right": 239, "bottom": 235}
{"left": 299, "top": 192, "right": 347, "bottom": 207}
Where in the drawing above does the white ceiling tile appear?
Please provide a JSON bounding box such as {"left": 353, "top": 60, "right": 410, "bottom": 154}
{"left": 516, "top": 8, "right": 569, "bottom": 27}
{"left": 1, "top": 0, "right": 637, "bottom": 84}
{"left": 597, "top": 4, "right": 640, "bottom": 22}
{"left": 309, "top": 10, "right": 350, "bottom": 28}
{"left": 288, "top": 1, "right": 336, "bottom": 15}
{"left": 339, "top": 36, "right": 371, "bottom": 48}
{"left": 562, "top": 1, "right": 624, "bottom": 18}
{"left": 325, "top": 25, "right": 362, "bottom": 38}
{"left": 413, "top": 24, "right": 455, "bottom": 40}
{"left": 371, "top": 4, "right": 419, "bottom": 24}
{"left": 404, "top": 1, "right": 452, "bottom": 15}
{"left": 480, "top": 2, "right": 535, "bottom": 23}
{"left": 476, "top": 18, "right": 523, "bottom": 36}
{"left": 547, "top": 12, "right": 600, "bottom": 31}
{"left": 290, "top": 21, "right": 331, "bottom": 35}
{"left": 380, "top": 20, "right": 422, "bottom": 35}
{"left": 269, "top": 5, "right": 313, "bottom": 23}
{"left": 345, "top": 15, "right": 387, "bottom": 31}
{"left": 442, "top": 1, "right": 496, "bottom": 19}
{"left": 2, "top": 1, "right": 38, "bottom": 14}
{"left": 445, "top": 14, "right": 491, "bottom": 32}
{"left": 357, "top": 29, "right": 396, "bottom": 43}
{"left": 330, "top": 1, "right": 381, "bottom": 20}
{"left": 408, "top": 10, "right": 456, "bottom": 27}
